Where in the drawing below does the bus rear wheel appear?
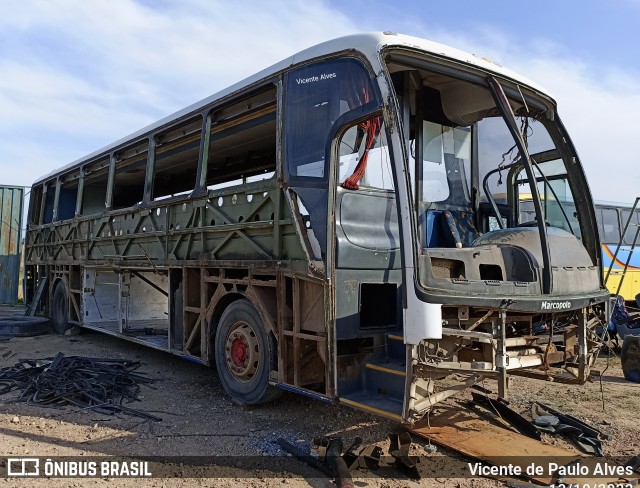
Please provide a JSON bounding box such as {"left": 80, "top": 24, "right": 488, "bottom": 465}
{"left": 51, "top": 281, "right": 70, "bottom": 334}
{"left": 214, "top": 299, "right": 281, "bottom": 405}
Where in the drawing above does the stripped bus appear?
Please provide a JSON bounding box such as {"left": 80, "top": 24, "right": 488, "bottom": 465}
{"left": 24, "top": 32, "right": 610, "bottom": 423}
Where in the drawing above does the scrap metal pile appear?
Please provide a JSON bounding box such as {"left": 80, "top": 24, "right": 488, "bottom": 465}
{"left": 0, "top": 353, "right": 159, "bottom": 421}
{"left": 468, "top": 391, "right": 607, "bottom": 455}
{"left": 277, "top": 431, "right": 422, "bottom": 486}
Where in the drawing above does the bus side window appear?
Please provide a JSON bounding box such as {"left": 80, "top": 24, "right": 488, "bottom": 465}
{"left": 621, "top": 209, "right": 640, "bottom": 244}
{"left": 58, "top": 172, "right": 79, "bottom": 221}
{"left": 29, "top": 185, "right": 44, "bottom": 225}
{"left": 80, "top": 158, "right": 110, "bottom": 216}
{"left": 153, "top": 117, "right": 202, "bottom": 201}
{"left": 205, "top": 87, "right": 277, "bottom": 191}
{"left": 42, "top": 182, "right": 55, "bottom": 224}
{"left": 113, "top": 140, "right": 148, "bottom": 210}
{"left": 600, "top": 207, "right": 621, "bottom": 244}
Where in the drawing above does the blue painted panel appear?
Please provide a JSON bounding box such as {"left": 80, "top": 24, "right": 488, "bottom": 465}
{"left": 0, "top": 186, "right": 24, "bottom": 303}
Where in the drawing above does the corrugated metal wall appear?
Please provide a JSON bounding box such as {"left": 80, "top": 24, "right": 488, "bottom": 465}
{"left": 0, "top": 186, "right": 24, "bottom": 303}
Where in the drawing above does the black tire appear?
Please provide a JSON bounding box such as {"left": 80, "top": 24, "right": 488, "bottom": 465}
{"left": 0, "top": 316, "right": 49, "bottom": 337}
{"left": 214, "top": 299, "right": 281, "bottom": 405}
{"left": 51, "top": 281, "right": 70, "bottom": 334}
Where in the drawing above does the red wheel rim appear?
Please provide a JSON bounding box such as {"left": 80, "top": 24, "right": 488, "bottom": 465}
{"left": 224, "top": 321, "right": 259, "bottom": 382}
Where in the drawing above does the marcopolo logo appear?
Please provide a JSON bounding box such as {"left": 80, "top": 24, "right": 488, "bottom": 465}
{"left": 541, "top": 301, "right": 572, "bottom": 310}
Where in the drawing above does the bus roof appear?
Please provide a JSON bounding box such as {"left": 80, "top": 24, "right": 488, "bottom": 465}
{"left": 34, "top": 32, "right": 552, "bottom": 186}
{"left": 595, "top": 200, "right": 638, "bottom": 209}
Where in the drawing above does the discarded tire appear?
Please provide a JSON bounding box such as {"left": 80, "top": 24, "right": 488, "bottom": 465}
{"left": 0, "top": 316, "right": 49, "bottom": 338}
{"left": 621, "top": 335, "right": 640, "bottom": 383}
{"left": 51, "top": 281, "right": 70, "bottom": 334}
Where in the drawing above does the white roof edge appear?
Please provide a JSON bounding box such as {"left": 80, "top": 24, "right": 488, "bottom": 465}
{"left": 379, "top": 32, "right": 550, "bottom": 94}
{"left": 34, "top": 31, "right": 554, "bottom": 185}
{"left": 595, "top": 199, "right": 638, "bottom": 208}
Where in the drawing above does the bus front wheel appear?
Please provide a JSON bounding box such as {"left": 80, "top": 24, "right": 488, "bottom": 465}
{"left": 214, "top": 299, "right": 281, "bottom": 405}
{"left": 51, "top": 281, "right": 70, "bottom": 334}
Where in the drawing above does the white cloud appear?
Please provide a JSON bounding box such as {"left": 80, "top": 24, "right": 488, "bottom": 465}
{"left": 407, "top": 26, "right": 640, "bottom": 203}
{"left": 0, "top": 0, "right": 355, "bottom": 186}
{"left": 521, "top": 60, "right": 640, "bottom": 203}
{"left": 1, "top": 1, "right": 637, "bottom": 206}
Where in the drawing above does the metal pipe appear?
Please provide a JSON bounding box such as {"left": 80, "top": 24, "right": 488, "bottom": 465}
{"left": 326, "top": 438, "right": 354, "bottom": 488}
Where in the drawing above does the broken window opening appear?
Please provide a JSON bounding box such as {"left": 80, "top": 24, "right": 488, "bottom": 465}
{"left": 112, "top": 141, "right": 148, "bottom": 210}
{"left": 42, "top": 182, "right": 55, "bottom": 225}
{"left": 58, "top": 172, "right": 80, "bottom": 221}
{"left": 29, "top": 185, "right": 43, "bottom": 225}
{"left": 81, "top": 158, "right": 110, "bottom": 216}
{"left": 205, "top": 87, "right": 277, "bottom": 192}
{"left": 153, "top": 117, "right": 202, "bottom": 201}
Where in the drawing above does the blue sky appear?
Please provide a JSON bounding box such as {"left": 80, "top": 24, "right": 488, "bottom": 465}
{"left": 1, "top": 0, "right": 639, "bottom": 206}
{"left": 330, "top": 0, "right": 640, "bottom": 70}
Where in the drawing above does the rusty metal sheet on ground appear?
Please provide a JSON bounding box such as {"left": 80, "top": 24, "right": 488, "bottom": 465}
{"left": 412, "top": 408, "right": 633, "bottom": 485}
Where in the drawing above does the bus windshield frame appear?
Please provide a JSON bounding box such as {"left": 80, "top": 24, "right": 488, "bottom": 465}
{"left": 384, "top": 51, "right": 601, "bottom": 300}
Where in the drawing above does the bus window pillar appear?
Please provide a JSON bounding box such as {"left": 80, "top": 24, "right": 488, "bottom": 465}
{"left": 192, "top": 112, "right": 211, "bottom": 198}
{"left": 38, "top": 184, "right": 46, "bottom": 225}
{"left": 52, "top": 178, "right": 61, "bottom": 222}
{"left": 75, "top": 168, "right": 85, "bottom": 217}
{"left": 142, "top": 136, "right": 157, "bottom": 206}
{"left": 105, "top": 153, "right": 116, "bottom": 210}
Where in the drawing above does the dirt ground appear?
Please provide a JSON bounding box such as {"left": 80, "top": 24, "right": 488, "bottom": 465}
{"left": 1, "top": 305, "right": 639, "bottom": 488}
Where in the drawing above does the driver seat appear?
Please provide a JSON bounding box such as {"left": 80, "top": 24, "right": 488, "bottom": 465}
{"left": 441, "top": 210, "right": 481, "bottom": 248}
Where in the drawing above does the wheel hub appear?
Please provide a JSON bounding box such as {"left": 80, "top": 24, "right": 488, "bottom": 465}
{"left": 231, "top": 337, "right": 247, "bottom": 366}
{"left": 224, "top": 321, "right": 259, "bottom": 382}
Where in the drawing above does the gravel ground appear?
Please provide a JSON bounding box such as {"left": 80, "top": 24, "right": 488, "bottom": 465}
{"left": 0, "top": 308, "right": 638, "bottom": 487}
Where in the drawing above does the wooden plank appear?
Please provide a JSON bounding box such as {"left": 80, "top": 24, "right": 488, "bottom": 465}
{"left": 26, "top": 277, "right": 47, "bottom": 316}
{"left": 293, "top": 278, "right": 300, "bottom": 387}
{"left": 200, "top": 267, "right": 207, "bottom": 359}
{"left": 412, "top": 409, "right": 631, "bottom": 485}
{"left": 509, "top": 368, "right": 579, "bottom": 384}
{"left": 276, "top": 276, "right": 287, "bottom": 383}
{"left": 282, "top": 330, "right": 325, "bottom": 341}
